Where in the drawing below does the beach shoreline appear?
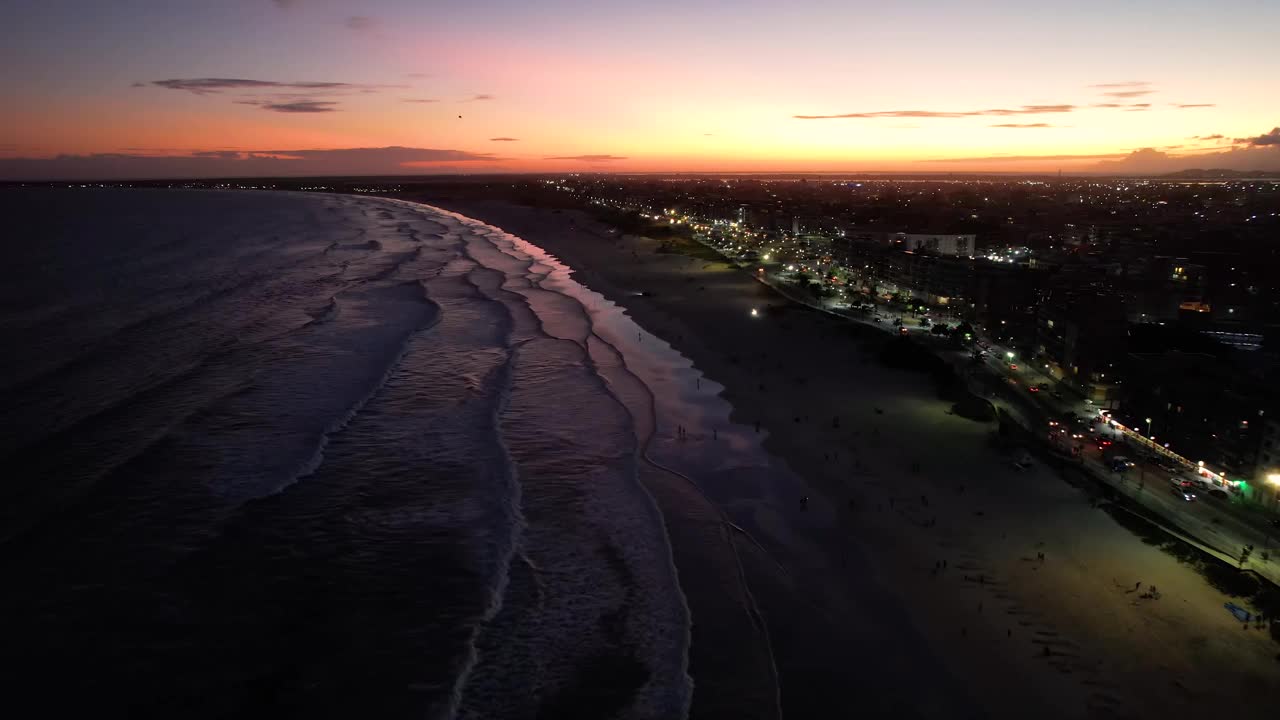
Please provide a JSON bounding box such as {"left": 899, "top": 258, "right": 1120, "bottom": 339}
{"left": 386, "top": 191, "right": 1280, "bottom": 719}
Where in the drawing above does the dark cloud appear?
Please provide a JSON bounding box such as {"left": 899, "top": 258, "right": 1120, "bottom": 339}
{"left": 0, "top": 146, "right": 501, "bottom": 181}
{"left": 1236, "top": 127, "right": 1280, "bottom": 146}
{"left": 1177, "top": 146, "right": 1234, "bottom": 154}
{"left": 1174, "top": 103, "right": 1215, "bottom": 108}
{"left": 260, "top": 101, "right": 338, "bottom": 113}
{"left": 402, "top": 98, "right": 439, "bottom": 103}
{"left": 467, "top": 94, "right": 494, "bottom": 101}
{"left": 924, "top": 152, "right": 1129, "bottom": 163}
{"left": 234, "top": 98, "right": 336, "bottom": 113}
{"left": 1089, "top": 81, "right": 1150, "bottom": 89}
{"left": 489, "top": 137, "right": 519, "bottom": 142}
{"left": 911, "top": 126, "right": 1280, "bottom": 173}
{"left": 130, "top": 81, "right": 146, "bottom": 88}
{"left": 794, "top": 105, "right": 1075, "bottom": 119}
{"left": 1092, "top": 102, "right": 1150, "bottom": 111}
{"left": 150, "top": 78, "right": 362, "bottom": 95}
{"left": 545, "top": 154, "right": 628, "bottom": 162}
{"left": 1190, "top": 134, "right": 1225, "bottom": 140}
{"left": 989, "top": 123, "right": 1052, "bottom": 128}
{"left": 1093, "top": 142, "right": 1280, "bottom": 173}
{"left": 344, "top": 16, "right": 376, "bottom": 31}
{"left": 118, "top": 147, "right": 206, "bottom": 154}
{"left": 1092, "top": 82, "right": 1155, "bottom": 101}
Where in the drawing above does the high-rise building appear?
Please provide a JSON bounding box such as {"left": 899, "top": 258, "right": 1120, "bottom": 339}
{"left": 889, "top": 233, "right": 976, "bottom": 257}
{"left": 1036, "top": 270, "right": 1127, "bottom": 402}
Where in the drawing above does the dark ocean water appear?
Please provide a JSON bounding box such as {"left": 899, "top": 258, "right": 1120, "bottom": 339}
{"left": 0, "top": 189, "right": 703, "bottom": 719}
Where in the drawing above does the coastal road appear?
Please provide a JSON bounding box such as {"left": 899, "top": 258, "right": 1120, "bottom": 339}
{"left": 732, "top": 251, "right": 1280, "bottom": 580}
{"left": 1078, "top": 445, "right": 1280, "bottom": 581}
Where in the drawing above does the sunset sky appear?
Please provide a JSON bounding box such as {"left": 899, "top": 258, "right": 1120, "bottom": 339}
{"left": 3, "top": 0, "right": 1279, "bottom": 178}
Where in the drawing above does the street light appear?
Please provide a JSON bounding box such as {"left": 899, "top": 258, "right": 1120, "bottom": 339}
{"left": 1145, "top": 417, "right": 1152, "bottom": 438}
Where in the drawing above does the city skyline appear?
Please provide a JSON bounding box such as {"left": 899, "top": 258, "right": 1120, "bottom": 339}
{"left": 3, "top": 0, "right": 1280, "bottom": 179}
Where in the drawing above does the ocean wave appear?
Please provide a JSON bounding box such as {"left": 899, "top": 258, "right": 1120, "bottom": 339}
{"left": 421, "top": 207, "right": 693, "bottom": 719}
{"left": 274, "top": 280, "right": 441, "bottom": 497}
{"left": 0, "top": 190, "right": 789, "bottom": 718}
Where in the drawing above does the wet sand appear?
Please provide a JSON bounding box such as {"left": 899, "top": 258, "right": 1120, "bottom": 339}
{"left": 400, "top": 194, "right": 1280, "bottom": 719}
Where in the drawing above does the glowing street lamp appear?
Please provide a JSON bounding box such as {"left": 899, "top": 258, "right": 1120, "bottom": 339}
{"left": 1145, "top": 417, "right": 1153, "bottom": 438}
{"left": 1267, "top": 473, "right": 1280, "bottom": 487}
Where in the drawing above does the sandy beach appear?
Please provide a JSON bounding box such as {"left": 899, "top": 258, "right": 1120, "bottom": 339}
{"left": 400, "top": 192, "right": 1279, "bottom": 719}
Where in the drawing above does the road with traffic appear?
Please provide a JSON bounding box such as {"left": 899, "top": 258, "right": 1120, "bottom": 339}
{"left": 751, "top": 260, "right": 1280, "bottom": 582}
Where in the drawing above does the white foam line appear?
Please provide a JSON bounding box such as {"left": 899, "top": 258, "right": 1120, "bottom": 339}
{"left": 279, "top": 280, "right": 441, "bottom": 496}
{"left": 430, "top": 202, "right": 697, "bottom": 719}
{"left": 365, "top": 194, "right": 792, "bottom": 717}
{"left": 443, "top": 335, "right": 528, "bottom": 720}
{"left": 588, "top": 327, "right": 783, "bottom": 720}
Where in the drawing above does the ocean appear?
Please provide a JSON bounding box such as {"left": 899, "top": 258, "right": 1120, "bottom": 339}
{"left": 0, "top": 188, "right": 978, "bottom": 720}
{"left": 0, "top": 188, "right": 744, "bottom": 718}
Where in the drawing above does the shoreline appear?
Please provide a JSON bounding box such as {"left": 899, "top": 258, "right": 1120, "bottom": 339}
{"left": 413, "top": 200, "right": 784, "bottom": 718}
{"left": 390, "top": 193, "right": 1280, "bottom": 718}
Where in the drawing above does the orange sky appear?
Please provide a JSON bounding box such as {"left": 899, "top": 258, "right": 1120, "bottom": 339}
{"left": 2, "top": 0, "right": 1278, "bottom": 178}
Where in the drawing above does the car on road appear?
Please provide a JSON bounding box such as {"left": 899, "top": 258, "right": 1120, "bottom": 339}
{"left": 1050, "top": 390, "right": 1065, "bottom": 400}
{"left": 1170, "top": 486, "right": 1197, "bottom": 501}
{"left": 1028, "top": 385, "right": 1040, "bottom": 393}
{"left": 1109, "top": 456, "right": 1135, "bottom": 472}
{"left": 1157, "top": 460, "right": 1182, "bottom": 474}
